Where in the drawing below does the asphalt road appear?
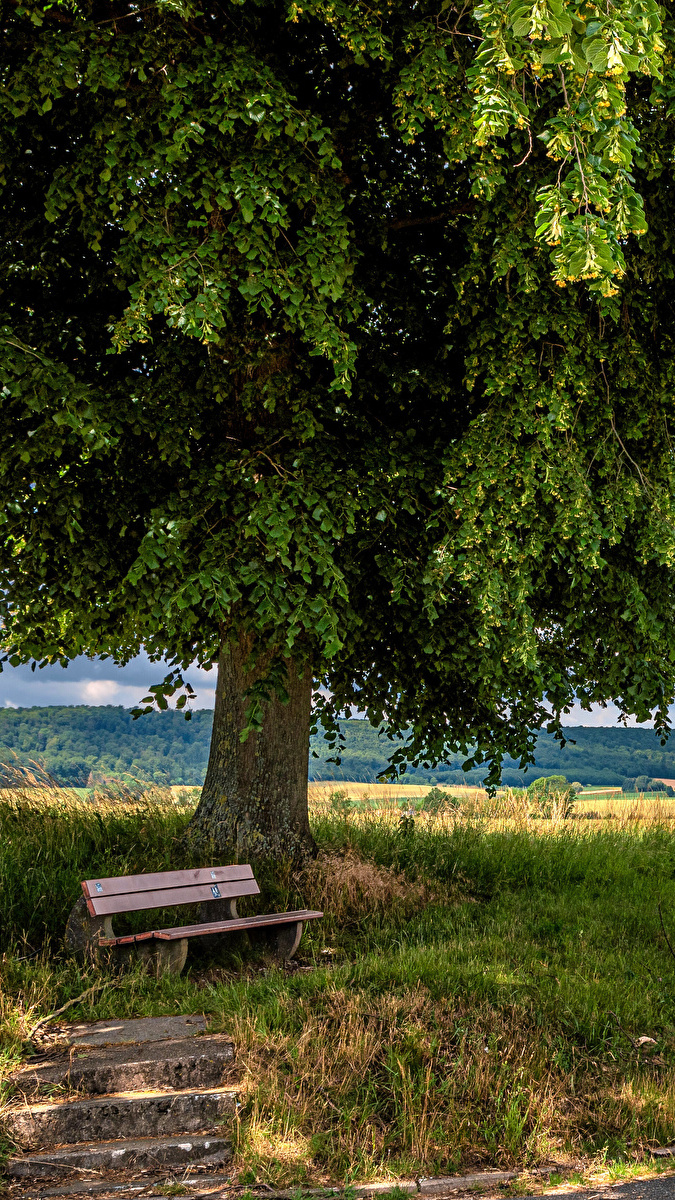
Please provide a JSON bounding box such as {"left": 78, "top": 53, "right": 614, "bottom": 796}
{"left": 519, "top": 1177, "right": 675, "bottom": 1200}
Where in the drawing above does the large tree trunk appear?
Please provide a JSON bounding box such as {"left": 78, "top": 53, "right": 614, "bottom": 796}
{"left": 186, "top": 638, "right": 315, "bottom": 862}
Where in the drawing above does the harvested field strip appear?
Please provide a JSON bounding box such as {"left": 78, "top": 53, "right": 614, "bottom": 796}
{"left": 308, "top": 783, "right": 484, "bottom": 803}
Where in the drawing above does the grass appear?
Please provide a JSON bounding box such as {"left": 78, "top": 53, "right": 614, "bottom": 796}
{"left": 2, "top": 780, "right": 675, "bottom": 1188}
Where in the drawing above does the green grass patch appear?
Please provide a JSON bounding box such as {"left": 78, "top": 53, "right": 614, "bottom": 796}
{"left": 2, "top": 791, "right": 675, "bottom": 1185}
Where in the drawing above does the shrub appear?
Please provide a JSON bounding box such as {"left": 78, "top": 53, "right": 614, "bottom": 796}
{"left": 527, "top": 775, "right": 576, "bottom": 819}
{"left": 419, "top": 787, "right": 457, "bottom": 815}
{"left": 328, "top": 789, "right": 352, "bottom": 812}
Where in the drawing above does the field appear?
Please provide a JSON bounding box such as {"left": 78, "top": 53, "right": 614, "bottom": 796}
{"left": 309, "top": 779, "right": 675, "bottom": 821}
{"left": 308, "top": 781, "right": 484, "bottom": 803}
{"left": 2, "top": 782, "right": 675, "bottom": 1191}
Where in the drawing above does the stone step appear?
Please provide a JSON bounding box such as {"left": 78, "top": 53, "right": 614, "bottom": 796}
{"left": 62, "top": 1015, "right": 209, "bottom": 1048}
{"left": 5, "top": 1085, "right": 237, "bottom": 1149}
{"left": 6, "top": 1132, "right": 232, "bottom": 1179}
{"left": 11, "top": 1035, "right": 235, "bottom": 1099}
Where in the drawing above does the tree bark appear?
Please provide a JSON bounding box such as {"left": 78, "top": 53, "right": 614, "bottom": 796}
{"left": 186, "top": 637, "right": 315, "bottom": 863}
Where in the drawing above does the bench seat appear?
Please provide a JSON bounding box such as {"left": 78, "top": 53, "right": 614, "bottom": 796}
{"left": 99, "top": 908, "right": 323, "bottom": 946}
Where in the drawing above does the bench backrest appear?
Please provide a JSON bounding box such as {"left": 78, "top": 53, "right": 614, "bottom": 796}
{"left": 82, "top": 865, "right": 260, "bottom": 918}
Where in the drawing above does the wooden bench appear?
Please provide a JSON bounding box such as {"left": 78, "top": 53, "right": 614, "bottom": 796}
{"left": 65, "top": 864, "right": 322, "bottom": 975}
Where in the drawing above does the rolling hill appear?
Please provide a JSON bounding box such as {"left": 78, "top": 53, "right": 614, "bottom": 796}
{"left": 0, "top": 705, "right": 672, "bottom": 788}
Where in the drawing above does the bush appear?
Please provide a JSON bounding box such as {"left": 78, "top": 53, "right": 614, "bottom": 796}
{"left": 419, "top": 787, "right": 458, "bottom": 815}
{"left": 527, "top": 774, "right": 568, "bottom": 794}
{"left": 329, "top": 789, "right": 352, "bottom": 812}
{"left": 527, "top": 775, "right": 576, "bottom": 819}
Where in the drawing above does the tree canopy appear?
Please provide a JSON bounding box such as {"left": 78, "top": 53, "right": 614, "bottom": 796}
{"left": 2, "top": 0, "right": 675, "bottom": 797}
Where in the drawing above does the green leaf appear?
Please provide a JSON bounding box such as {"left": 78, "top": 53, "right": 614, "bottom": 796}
{"left": 239, "top": 197, "right": 255, "bottom": 223}
{"left": 584, "top": 38, "right": 609, "bottom": 71}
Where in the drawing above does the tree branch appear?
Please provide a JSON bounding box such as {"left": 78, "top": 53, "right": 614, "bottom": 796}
{"left": 27, "top": 983, "right": 107, "bottom": 1040}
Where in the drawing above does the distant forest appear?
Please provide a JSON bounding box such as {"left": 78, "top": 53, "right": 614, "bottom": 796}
{"left": 0, "top": 706, "right": 213, "bottom": 785}
{"left": 0, "top": 706, "right": 674, "bottom": 788}
{"left": 309, "top": 719, "right": 675, "bottom": 788}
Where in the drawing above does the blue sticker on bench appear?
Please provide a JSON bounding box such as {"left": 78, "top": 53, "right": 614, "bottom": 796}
{"left": 211, "top": 884, "right": 221, "bottom": 898}
{"left": 95, "top": 883, "right": 103, "bottom": 893}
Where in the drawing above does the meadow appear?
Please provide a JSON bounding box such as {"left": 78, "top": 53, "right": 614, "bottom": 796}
{"left": 2, "top": 778, "right": 675, "bottom": 1190}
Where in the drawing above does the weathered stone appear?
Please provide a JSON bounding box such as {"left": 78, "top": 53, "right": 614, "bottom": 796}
{"left": 418, "top": 1172, "right": 516, "bottom": 1194}
{"left": 199, "top": 896, "right": 238, "bottom": 924}
{"left": 134, "top": 937, "right": 189, "bottom": 977}
{"left": 353, "top": 1186, "right": 418, "bottom": 1197}
{"left": 12, "top": 1035, "right": 234, "bottom": 1098}
{"left": 274, "top": 919, "right": 304, "bottom": 960}
{"left": 15, "top": 1170, "right": 554, "bottom": 1200}
{"left": 64, "top": 1014, "right": 208, "bottom": 1047}
{"left": 250, "top": 919, "right": 304, "bottom": 960}
{"left": 5, "top": 1085, "right": 236, "bottom": 1148}
{"left": 6, "top": 1133, "right": 232, "bottom": 1179}
{"left": 18, "top": 1175, "right": 234, "bottom": 1198}
{"left": 196, "top": 897, "right": 246, "bottom": 955}
{"left": 65, "top": 899, "right": 190, "bottom": 976}
{"left": 64, "top": 897, "right": 112, "bottom": 965}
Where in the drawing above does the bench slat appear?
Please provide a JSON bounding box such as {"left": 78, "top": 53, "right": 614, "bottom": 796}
{"left": 85, "top": 877, "right": 260, "bottom": 917}
{"left": 83, "top": 864, "right": 255, "bottom": 900}
{"left": 99, "top": 909, "right": 323, "bottom": 946}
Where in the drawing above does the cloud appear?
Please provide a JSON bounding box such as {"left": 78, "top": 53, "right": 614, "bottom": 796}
{"left": 559, "top": 702, "right": 655, "bottom": 728}
{"left": 81, "top": 679, "right": 121, "bottom": 702}
{"left": 0, "top": 653, "right": 217, "bottom": 710}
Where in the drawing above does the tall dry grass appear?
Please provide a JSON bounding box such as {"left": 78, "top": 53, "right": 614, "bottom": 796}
{"left": 300, "top": 850, "right": 440, "bottom": 925}
{"left": 226, "top": 983, "right": 675, "bottom": 1184}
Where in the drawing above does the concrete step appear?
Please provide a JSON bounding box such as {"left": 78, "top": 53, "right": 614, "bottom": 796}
{"left": 11, "top": 1035, "right": 235, "bottom": 1099}
{"left": 5, "top": 1085, "right": 237, "bottom": 1149}
{"left": 6, "top": 1132, "right": 232, "bottom": 1179}
{"left": 62, "top": 1015, "right": 209, "bottom": 1048}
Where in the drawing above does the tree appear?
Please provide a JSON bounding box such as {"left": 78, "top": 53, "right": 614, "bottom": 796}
{"left": 2, "top": 0, "right": 675, "bottom": 860}
{"left": 527, "top": 774, "right": 574, "bottom": 817}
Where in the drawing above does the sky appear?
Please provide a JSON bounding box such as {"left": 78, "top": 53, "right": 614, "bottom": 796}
{"left": 0, "top": 654, "right": 218, "bottom": 710}
{"left": 0, "top": 653, "right": 655, "bottom": 726}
